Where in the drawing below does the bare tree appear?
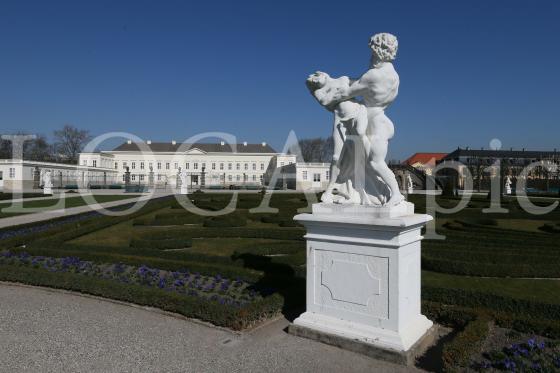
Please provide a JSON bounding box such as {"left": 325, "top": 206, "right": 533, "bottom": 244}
{"left": 0, "top": 132, "right": 54, "bottom": 161}
{"left": 291, "top": 137, "right": 333, "bottom": 162}
{"left": 53, "top": 125, "right": 91, "bottom": 163}
{"left": 24, "top": 134, "right": 54, "bottom": 161}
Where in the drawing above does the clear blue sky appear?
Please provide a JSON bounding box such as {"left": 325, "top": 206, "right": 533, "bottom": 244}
{"left": 1, "top": 0, "right": 559, "bottom": 160}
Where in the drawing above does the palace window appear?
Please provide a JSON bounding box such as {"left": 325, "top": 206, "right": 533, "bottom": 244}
{"left": 174, "top": 163, "right": 178, "bottom": 170}
{"left": 92, "top": 160, "right": 97, "bottom": 167}
{"left": 202, "top": 163, "right": 206, "bottom": 169}
{"left": 194, "top": 163, "right": 198, "bottom": 170}
{"left": 139, "top": 175, "right": 145, "bottom": 181}
{"left": 131, "top": 162, "right": 135, "bottom": 169}
{"left": 220, "top": 163, "right": 224, "bottom": 170}
{"left": 82, "top": 160, "right": 87, "bottom": 166}
{"left": 132, "top": 175, "right": 136, "bottom": 181}
{"left": 313, "top": 173, "right": 321, "bottom": 182}
{"left": 303, "top": 171, "right": 307, "bottom": 180}
{"left": 252, "top": 163, "right": 256, "bottom": 170}
{"left": 114, "top": 162, "right": 118, "bottom": 169}
{"left": 326, "top": 170, "right": 330, "bottom": 180}
{"left": 252, "top": 175, "right": 256, "bottom": 181}
{"left": 236, "top": 175, "right": 241, "bottom": 181}
{"left": 9, "top": 168, "right": 15, "bottom": 178}
{"left": 244, "top": 163, "right": 248, "bottom": 170}
{"left": 260, "top": 163, "right": 264, "bottom": 170}
{"left": 140, "top": 162, "right": 145, "bottom": 170}
{"left": 186, "top": 163, "right": 189, "bottom": 170}
{"left": 157, "top": 162, "right": 161, "bottom": 170}
{"left": 157, "top": 175, "right": 162, "bottom": 181}
{"left": 228, "top": 163, "right": 232, "bottom": 170}
{"left": 228, "top": 175, "right": 232, "bottom": 181}
{"left": 212, "top": 163, "right": 216, "bottom": 170}
{"left": 236, "top": 163, "right": 240, "bottom": 170}
{"left": 165, "top": 163, "right": 170, "bottom": 170}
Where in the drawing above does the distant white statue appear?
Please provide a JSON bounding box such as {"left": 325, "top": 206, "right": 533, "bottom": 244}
{"left": 178, "top": 168, "right": 188, "bottom": 195}
{"left": 407, "top": 174, "right": 414, "bottom": 194}
{"left": 42, "top": 170, "right": 53, "bottom": 195}
{"left": 307, "top": 33, "right": 404, "bottom": 206}
{"left": 505, "top": 176, "right": 512, "bottom": 195}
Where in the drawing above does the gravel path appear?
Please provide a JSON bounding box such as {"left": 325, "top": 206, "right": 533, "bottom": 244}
{"left": 0, "top": 283, "right": 418, "bottom": 373}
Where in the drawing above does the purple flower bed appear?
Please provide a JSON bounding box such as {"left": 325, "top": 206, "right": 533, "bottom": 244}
{"left": 0, "top": 250, "right": 259, "bottom": 307}
{"left": 474, "top": 337, "right": 560, "bottom": 372}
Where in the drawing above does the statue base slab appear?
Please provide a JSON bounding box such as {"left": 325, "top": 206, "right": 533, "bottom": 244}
{"left": 312, "top": 200, "right": 414, "bottom": 219}
{"left": 180, "top": 186, "right": 189, "bottom": 195}
{"left": 43, "top": 187, "right": 52, "bottom": 195}
{"left": 293, "top": 203, "right": 432, "bottom": 354}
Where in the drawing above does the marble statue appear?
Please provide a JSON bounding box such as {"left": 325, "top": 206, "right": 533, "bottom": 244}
{"left": 42, "top": 170, "right": 53, "bottom": 195}
{"left": 407, "top": 174, "right": 414, "bottom": 194}
{"left": 178, "top": 167, "right": 188, "bottom": 195}
{"left": 505, "top": 175, "right": 512, "bottom": 195}
{"left": 306, "top": 33, "right": 404, "bottom": 206}
{"left": 292, "top": 33, "right": 433, "bottom": 355}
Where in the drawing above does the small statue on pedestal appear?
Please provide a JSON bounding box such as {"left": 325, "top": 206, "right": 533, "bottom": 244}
{"left": 42, "top": 170, "right": 53, "bottom": 195}
{"left": 505, "top": 176, "right": 512, "bottom": 195}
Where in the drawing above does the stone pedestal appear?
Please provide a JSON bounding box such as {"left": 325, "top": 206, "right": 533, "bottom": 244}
{"left": 291, "top": 201, "right": 433, "bottom": 355}
{"left": 43, "top": 186, "right": 52, "bottom": 195}
{"left": 180, "top": 185, "right": 189, "bottom": 195}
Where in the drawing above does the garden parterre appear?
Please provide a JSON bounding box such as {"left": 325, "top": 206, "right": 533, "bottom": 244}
{"left": 0, "top": 192, "right": 559, "bottom": 369}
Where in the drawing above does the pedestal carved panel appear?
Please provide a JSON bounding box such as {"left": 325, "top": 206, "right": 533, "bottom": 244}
{"left": 313, "top": 248, "right": 389, "bottom": 320}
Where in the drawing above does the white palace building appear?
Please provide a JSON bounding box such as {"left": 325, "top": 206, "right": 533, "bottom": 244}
{"left": 0, "top": 139, "right": 331, "bottom": 192}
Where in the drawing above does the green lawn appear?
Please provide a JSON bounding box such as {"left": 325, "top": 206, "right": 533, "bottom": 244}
{"left": 0, "top": 194, "right": 140, "bottom": 218}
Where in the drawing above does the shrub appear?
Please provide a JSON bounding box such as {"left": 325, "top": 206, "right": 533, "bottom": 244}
{"left": 203, "top": 213, "right": 247, "bottom": 228}
{"left": 442, "top": 316, "right": 491, "bottom": 372}
{"left": 540, "top": 223, "right": 560, "bottom": 233}
{"left": 129, "top": 238, "right": 192, "bottom": 250}
{"left": 152, "top": 212, "right": 203, "bottom": 226}
{"left": 422, "top": 286, "right": 560, "bottom": 320}
{"left": 133, "top": 217, "right": 152, "bottom": 226}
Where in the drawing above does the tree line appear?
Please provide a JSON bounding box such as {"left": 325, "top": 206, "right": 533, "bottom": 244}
{"left": 0, "top": 125, "right": 91, "bottom": 163}
{"left": 290, "top": 137, "right": 334, "bottom": 163}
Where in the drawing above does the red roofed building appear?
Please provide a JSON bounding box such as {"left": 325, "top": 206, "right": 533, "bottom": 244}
{"left": 403, "top": 153, "right": 447, "bottom": 175}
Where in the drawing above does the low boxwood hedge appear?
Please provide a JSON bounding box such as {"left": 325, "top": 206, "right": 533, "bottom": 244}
{"left": 0, "top": 264, "right": 283, "bottom": 330}
{"left": 422, "top": 286, "right": 560, "bottom": 321}
{"left": 422, "top": 256, "right": 560, "bottom": 278}
{"left": 203, "top": 213, "right": 247, "bottom": 228}
{"left": 442, "top": 315, "right": 491, "bottom": 372}
{"left": 129, "top": 237, "right": 192, "bottom": 250}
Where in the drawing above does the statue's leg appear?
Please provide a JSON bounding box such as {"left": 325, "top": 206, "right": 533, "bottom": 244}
{"left": 321, "top": 119, "right": 346, "bottom": 203}
{"left": 368, "top": 136, "right": 404, "bottom": 206}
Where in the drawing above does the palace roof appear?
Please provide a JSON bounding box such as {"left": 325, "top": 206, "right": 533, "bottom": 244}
{"left": 112, "top": 142, "right": 277, "bottom": 154}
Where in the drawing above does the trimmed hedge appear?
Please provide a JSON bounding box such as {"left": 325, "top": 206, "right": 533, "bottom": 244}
{"left": 129, "top": 237, "right": 192, "bottom": 250}
{"left": 143, "top": 227, "right": 305, "bottom": 241}
{"left": 203, "top": 213, "right": 247, "bottom": 228}
{"left": 422, "top": 286, "right": 560, "bottom": 321}
{"left": 422, "top": 256, "right": 560, "bottom": 278}
{"left": 0, "top": 264, "right": 283, "bottom": 330}
{"left": 442, "top": 316, "right": 491, "bottom": 372}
